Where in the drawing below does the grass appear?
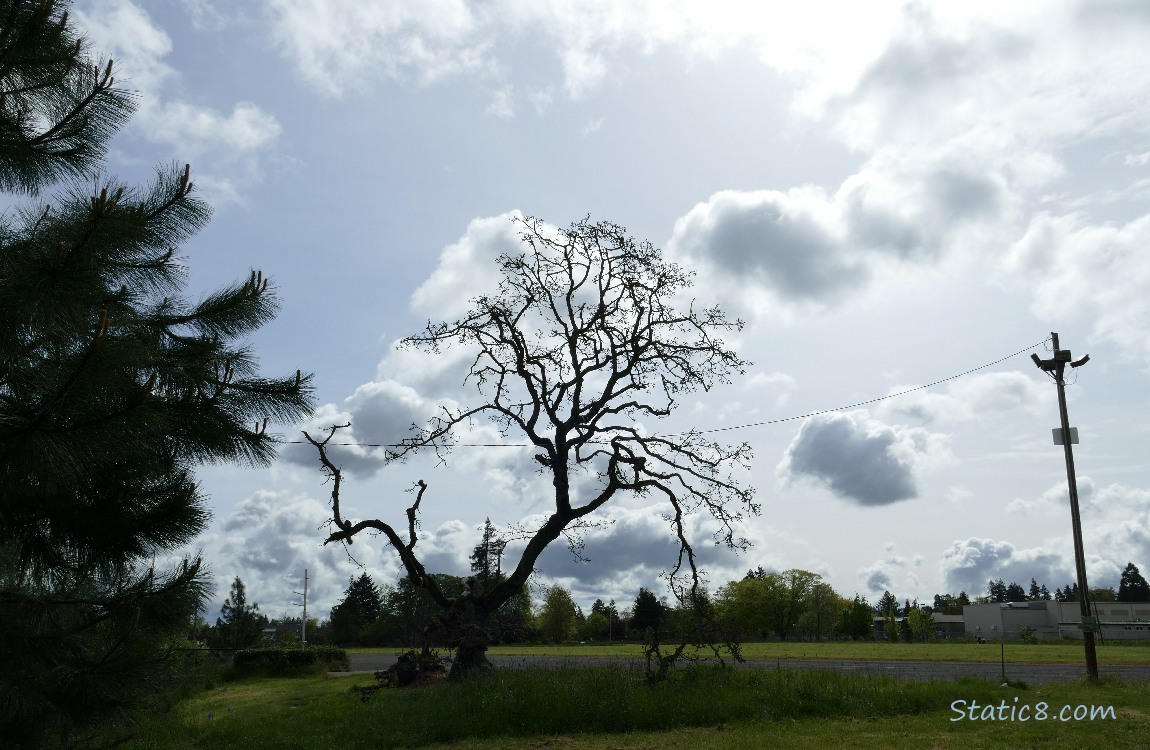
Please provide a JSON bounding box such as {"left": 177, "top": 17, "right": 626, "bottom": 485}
{"left": 348, "top": 639, "right": 1150, "bottom": 664}
{"left": 118, "top": 664, "right": 1150, "bottom": 749}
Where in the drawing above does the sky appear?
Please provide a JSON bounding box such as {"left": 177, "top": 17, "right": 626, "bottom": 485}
{"left": 55, "top": 0, "right": 1150, "bottom": 622}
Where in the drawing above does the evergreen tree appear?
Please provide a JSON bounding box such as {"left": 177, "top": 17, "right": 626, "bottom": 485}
{"left": 876, "top": 590, "right": 899, "bottom": 616}
{"left": 469, "top": 518, "right": 507, "bottom": 594}
{"left": 1118, "top": 562, "right": 1150, "bottom": 603}
{"left": 1027, "top": 578, "right": 1042, "bottom": 601}
{"left": 630, "top": 587, "right": 667, "bottom": 634}
{"left": 1004, "top": 581, "right": 1027, "bottom": 602}
{"left": 987, "top": 579, "right": 1008, "bottom": 602}
{"left": 0, "top": 2, "right": 313, "bottom": 743}
{"left": 213, "top": 577, "right": 267, "bottom": 649}
{"left": 329, "top": 572, "right": 382, "bottom": 644}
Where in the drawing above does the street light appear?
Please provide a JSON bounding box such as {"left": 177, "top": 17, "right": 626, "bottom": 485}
{"left": 1031, "top": 332, "right": 1098, "bottom": 681}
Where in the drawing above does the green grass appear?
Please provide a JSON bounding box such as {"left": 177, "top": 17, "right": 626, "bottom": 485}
{"left": 119, "top": 665, "right": 1150, "bottom": 750}
{"left": 349, "top": 639, "right": 1150, "bottom": 664}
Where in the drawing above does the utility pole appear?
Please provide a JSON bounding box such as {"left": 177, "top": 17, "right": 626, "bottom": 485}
{"left": 293, "top": 569, "right": 308, "bottom": 648}
{"left": 1031, "top": 332, "right": 1097, "bottom": 681}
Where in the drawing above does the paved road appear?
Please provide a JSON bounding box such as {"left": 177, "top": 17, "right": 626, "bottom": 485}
{"left": 342, "top": 653, "right": 1150, "bottom": 684}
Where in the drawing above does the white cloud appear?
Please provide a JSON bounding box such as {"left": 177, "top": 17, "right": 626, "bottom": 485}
{"left": 878, "top": 371, "right": 1050, "bottom": 425}
{"left": 410, "top": 211, "right": 524, "bottom": 320}
{"left": 856, "top": 542, "right": 921, "bottom": 599}
{"left": 1001, "top": 212, "right": 1150, "bottom": 363}
{"left": 777, "top": 411, "right": 950, "bottom": 507}
{"left": 951, "top": 479, "right": 1150, "bottom": 595}
{"left": 485, "top": 86, "right": 516, "bottom": 119}
{"left": 203, "top": 489, "right": 401, "bottom": 621}
{"left": 74, "top": 0, "right": 282, "bottom": 204}
{"left": 939, "top": 537, "right": 1068, "bottom": 599}
{"left": 266, "top": 0, "right": 490, "bottom": 96}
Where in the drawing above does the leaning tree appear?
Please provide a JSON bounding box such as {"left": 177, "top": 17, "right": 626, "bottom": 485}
{"left": 306, "top": 215, "right": 756, "bottom": 677}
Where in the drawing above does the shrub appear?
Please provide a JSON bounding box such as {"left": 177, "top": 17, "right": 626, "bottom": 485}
{"left": 233, "top": 646, "right": 349, "bottom": 677}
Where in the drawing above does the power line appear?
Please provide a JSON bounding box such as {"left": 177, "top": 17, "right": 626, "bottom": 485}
{"left": 281, "top": 337, "right": 1051, "bottom": 448}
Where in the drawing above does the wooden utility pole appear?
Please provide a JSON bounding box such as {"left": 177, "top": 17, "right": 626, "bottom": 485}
{"left": 294, "top": 569, "right": 309, "bottom": 648}
{"left": 1031, "top": 332, "right": 1098, "bottom": 681}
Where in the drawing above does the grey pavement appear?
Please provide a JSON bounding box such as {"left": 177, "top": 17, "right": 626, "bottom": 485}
{"left": 341, "top": 653, "right": 1150, "bottom": 684}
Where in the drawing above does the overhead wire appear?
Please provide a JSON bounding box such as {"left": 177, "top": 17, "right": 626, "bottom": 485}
{"left": 280, "top": 336, "right": 1053, "bottom": 448}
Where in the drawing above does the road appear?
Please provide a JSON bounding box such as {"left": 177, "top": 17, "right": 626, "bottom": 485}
{"left": 342, "top": 653, "right": 1150, "bottom": 684}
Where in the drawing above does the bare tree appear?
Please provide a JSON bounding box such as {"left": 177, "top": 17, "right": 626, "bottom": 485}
{"left": 306, "top": 215, "right": 756, "bottom": 678}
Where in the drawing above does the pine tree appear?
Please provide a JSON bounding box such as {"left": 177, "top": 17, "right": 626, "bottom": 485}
{"left": 876, "top": 590, "right": 899, "bottom": 616}
{"left": 630, "top": 587, "right": 666, "bottom": 633}
{"left": 1118, "top": 562, "right": 1150, "bottom": 603}
{"left": 214, "top": 577, "right": 267, "bottom": 649}
{"left": 330, "top": 573, "right": 383, "bottom": 644}
{"left": 468, "top": 518, "right": 507, "bottom": 594}
{"left": 0, "top": 2, "right": 313, "bottom": 743}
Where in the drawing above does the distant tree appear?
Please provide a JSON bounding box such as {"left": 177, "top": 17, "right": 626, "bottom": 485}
{"left": 1005, "top": 582, "right": 1027, "bottom": 602}
{"left": 330, "top": 573, "right": 383, "bottom": 645}
{"left": 631, "top": 587, "right": 668, "bottom": 635}
{"left": 1040, "top": 584, "right": 1051, "bottom": 601}
{"left": 591, "top": 597, "right": 622, "bottom": 641}
{"left": 987, "top": 579, "right": 1008, "bottom": 603}
{"left": 797, "top": 581, "right": 843, "bottom": 642}
{"left": 0, "top": 4, "right": 312, "bottom": 743}
{"left": 581, "top": 610, "right": 610, "bottom": 641}
{"left": 1055, "top": 583, "right": 1080, "bottom": 602}
{"left": 776, "top": 569, "right": 820, "bottom": 641}
{"left": 907, "top": 606, "right": 935, "bottom": 642}
{"left": 933, "top": 593, "right": 959, "bottom": 615}
{"left": 1027, "top": 578, "right": 1043, "bottom": 601}
{"left": 538, "top": 585, "right": 578, "bottom": 644}
{"left": 836, "top": 595, "right": 874, "bottom": 640}
{"left": 876, "top": 591, "right": 899, "bottom": 617}
{"left": 469, "top": 518, "right": 507, "bottom": 594}
{"left": 214, "top": 577, "right": 268, "bottom": 649}
{"left": 1089, "top": 586, "right": 1117, "bottom": 603}
{"left": 306, "top": 215, "right": 753, "bottom": 678}
{"left": 1118, "top": 562, "right": 1150, "bottom": 603}
{"left": 957, "top": 591, "right": 971, "bottom": 607}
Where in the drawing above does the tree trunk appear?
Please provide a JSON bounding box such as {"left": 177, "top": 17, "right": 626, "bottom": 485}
{"left": 449, "top": 623, "right": 493, "bottom": 680}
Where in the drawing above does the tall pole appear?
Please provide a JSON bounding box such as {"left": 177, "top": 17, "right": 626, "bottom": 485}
{"left": 1034, "top": 332, "right": 1098, "bottom": 681}
{"left": 294, "top": 569, "right": 308, "bottom": 648}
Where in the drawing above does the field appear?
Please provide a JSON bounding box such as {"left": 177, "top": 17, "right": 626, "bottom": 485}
{"left": 349, "top": 639, "right": 1150, "bottom": 664}
{"left": 118, "top": 659, "right": 1150, "bottom": 749}
{"left": 119, "top": 669, "right": 1150, "bottom": 749}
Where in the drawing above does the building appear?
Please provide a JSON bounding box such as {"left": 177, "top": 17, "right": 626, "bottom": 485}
{"left": 963, "top": 601, "right": 1150, "bottom": 641}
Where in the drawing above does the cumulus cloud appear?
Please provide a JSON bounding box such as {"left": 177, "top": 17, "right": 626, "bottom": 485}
{"left": 1001, "top": 212, "right": 1150, "bottom": 362}
{"left": 203, "top": 490, "right": 402, "bottom": 620}
{"left": 939, "top": 537, "right": 1069, "bottom": 598}
{"left": 665, "top": 151, "right": 1016, "bottom": 321}
{"left": 507, "top": 503, "right": 745, "bottom": 607}
{"left": 1004, "top": 478, "right": 1150, "bottom": 582}
{"left": 409, "top": 211, "right": 524, "bottom": 320}
{"left": 74, "top": 0, "right": 281, "bottom": 204}
{"left": 855, "top": 542, "right": 924, "bottom": 599}
{"left": 942, "top": 478, "right": 1150, "bottom": 596}
{"left": 776, "top": 412, "right": 949, "bottom": 506}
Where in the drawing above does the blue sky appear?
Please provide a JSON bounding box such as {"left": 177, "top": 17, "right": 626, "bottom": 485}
{"left": 63, "top": 0, "right": 1150, "bottom": 621}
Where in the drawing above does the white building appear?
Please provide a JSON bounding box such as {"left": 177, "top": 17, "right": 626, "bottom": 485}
{"left": 963, "top": 600, "right": 1150, "bottom": 641}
